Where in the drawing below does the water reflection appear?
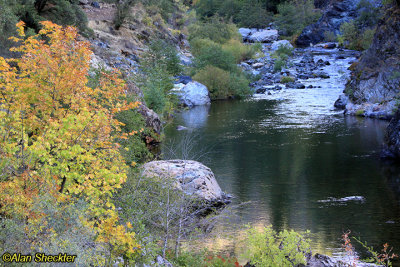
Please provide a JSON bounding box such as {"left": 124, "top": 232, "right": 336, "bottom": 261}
{"left": 163, "top": 99, "right": 400, "bottom": 259}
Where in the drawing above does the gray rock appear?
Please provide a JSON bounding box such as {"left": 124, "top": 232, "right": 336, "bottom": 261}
{"left": 142, "top": 160, "right": 228, "bottom": 204}
{"left": 136, "top": 104, "right": 162, "bottom": 134}
{"left": 91, "top": 1, "right": 100, "bottom": 8}
{"left": 286, "top": 82, "right": 306, "bottom": 89}
{"left": 271, "top": 40, "right": 293, "bottom": 51}
{"left": 252, "top": 62, "right": 264, "bottom": 69}
{"left": 314, "top": 71, "right": 330, "bottom": 79}
{"left": 238, "top": 28, "right": 257, "bottom": 39}
{"left": 247, "top": 29, "right": 279, "bottom": 43}
{"left": 173, "top": 82, "right": 211, "bottom": 108}
{"left": 179, "top": 53, "right": 193, "bottom": 66}
{"left": 334, "top": 94, "right": 349, "bottom": 109}
{"left": 174, "top": 75, "right": 192, "bottom": 84}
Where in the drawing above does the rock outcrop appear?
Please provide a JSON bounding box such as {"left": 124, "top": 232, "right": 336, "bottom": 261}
{"left": 296, "top": 0, "right": 361, "bottom": 47}
{"left": 141, "top": 160, "right": 230, "bottom": 206}
{"left": 340, "top": 4, "right": 400, "bottom": 119}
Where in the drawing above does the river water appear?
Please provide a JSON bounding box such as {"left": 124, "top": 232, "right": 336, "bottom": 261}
{"left": 163, "top": 47, "right": 400, "bottom": 261}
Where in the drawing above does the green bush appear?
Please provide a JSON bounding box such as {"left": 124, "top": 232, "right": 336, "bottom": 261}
{"left": 271, "top": 45, "right": 293, "bottom": 73}
{"left": 275, "top": 0, "right": 321, "bottom": 38}
{"left": 222, "top": 39, "right": 260, "bottom": 63}
{"left": 236, "top": 0, "right": 273, "bottom": 28}
{"left": 188, "top": 19, "right": 240, "bottom": 44}
{"left": 137, "top": 39, "right": 182, "bottom": 114}
{"left": 114, "top": 108, "right": 154, "bottom": 165}
{"left": 194, "top": 43, "right": 237, "bottom": 72}
{"left": 324, "top": 31, "right": 337, "bottom": 42}
{"left": 193, "top": 65, "right": 250, "bottom": 99}
{"left": 0, "top": 1, "right": 18, "bottom": 57}
{"left": 339, "top": 20, "right": 376, "bottom": 51}
{"left": 280, "top": 76, "right": 295, "bottom": 83}
{"left": 243, "top": 226, "right": 311, "bottom": 266}
{"left": 274, "top": 58, "right": 286, "bottom": 72}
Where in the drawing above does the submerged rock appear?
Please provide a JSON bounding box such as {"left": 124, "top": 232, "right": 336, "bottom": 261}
{"left": 141, "top": 160, "right": 230, "bottom": 206}
{"left": 318, "top": 196, "right": 366, "bottom": 203}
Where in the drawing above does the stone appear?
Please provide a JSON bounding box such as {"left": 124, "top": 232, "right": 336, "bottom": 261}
{"left": 238, "top": 28, "right": 256, "bottom": 39}
{"left": 91, "top": 1, "right": 100, "bottom": 8}
{"left": 174, "top": 75, "right": 192, "bottom": 84}
{"left": 334, "top": 94, "right": 349, "bottom": 109}
{"left": 286, "top": 82, "right": 306, "bottom": 89}
{"left": 173, "top": 81, "right": 211, "bottom": 108}
{"left": 136, "top": 104, "right": 162, "bottom": 134}
{"left": 252, "top": 62, "right": 264, "bottom": 69}
{"left": 141, "top": 160, "right": 229, "bottom": 204}
{"left": 314, "top": 71, "right": 330, "bottom": 79}
{"left": 271, "top": 40, "right": 293, "bottom": 51}
{"left": 179, "top": 53, "right": 193, "bottom": 66}
{"left": 247, "top": 29, "right": 279, "bottom": 43}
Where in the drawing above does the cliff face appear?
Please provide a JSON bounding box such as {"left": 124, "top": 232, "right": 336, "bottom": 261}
{"left": 342, "top": 4, "right": 400, "bottom": 119}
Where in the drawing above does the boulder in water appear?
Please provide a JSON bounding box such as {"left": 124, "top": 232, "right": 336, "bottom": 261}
{"left": 173, "top": 81, "right": 211, "bottom": 108}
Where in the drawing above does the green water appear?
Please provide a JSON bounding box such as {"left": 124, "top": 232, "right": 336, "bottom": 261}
{"left": 163, "top": 99, "right": 400, "bottom": 258}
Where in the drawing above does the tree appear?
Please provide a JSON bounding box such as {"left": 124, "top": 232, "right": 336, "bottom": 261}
{"left": 0, "top": 21, "right": 140, "bottom": 263}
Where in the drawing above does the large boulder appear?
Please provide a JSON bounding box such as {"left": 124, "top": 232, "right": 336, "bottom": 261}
{"left": 238, "top": 28, "right": 258, "bottom": 40}
{"left": 141, "top": 160, "right": 229, "bottom": 205}
{"left": 173, "top": 81, "right": 211, "bottom": 108}
{"left": 296, "top": 0, "right": 361, "bottom": 47}
{"left": 271, "top": 40, "right": 293, "bottom": 51}
{"left": 247, "top": 29, "right": 279, "bottom": 43}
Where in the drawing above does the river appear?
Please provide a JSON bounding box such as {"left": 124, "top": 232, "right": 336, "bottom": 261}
{"left": 162, "top": 46, "right": 400, "bottom": 261}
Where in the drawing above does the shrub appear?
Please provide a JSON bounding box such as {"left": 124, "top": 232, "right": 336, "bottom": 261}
{"left": 275, "top": 0, "right": 321, "bottom": 37}
{"left": 272, "top": 45, "right": 293, "bottom": 73}
{"left": 194, "top": 65, "right": 231, "bottom": 99}
{"left": 274, "top": 58, "right": 286, "bottom": 72}
{"left": 339, "top": 20, "right": 376, "bottom": 50}
{"left": 222, "top": 39, "right": 260, "bottom": 63}
{"left": 0, "top": 1, "right": 18, "bottom": 57}
{"left": 188, "top": 19, "right": 240, "bottom": 44}
{"left": 236, "top": 0, "right": 273, "bottom": 28}
{"left": 324, "top": 31, "right": 337, "bottom": 42}
{"left": 0, "top": 21, "right": 139, "bottom": 263}
{"left": 193, "top": 65, "right": 250, "bottom": 99}
{"left": 243, "top": 226, "right": 311, "bottom": 266}
{"left": 194, "top": 43, "right": 237, "bottom": 72}
{"left": 137, "top": 39, "right": 181, "bottom": 115}
{"left": 281, "top": 76, "right": 295, "bottom": 83}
